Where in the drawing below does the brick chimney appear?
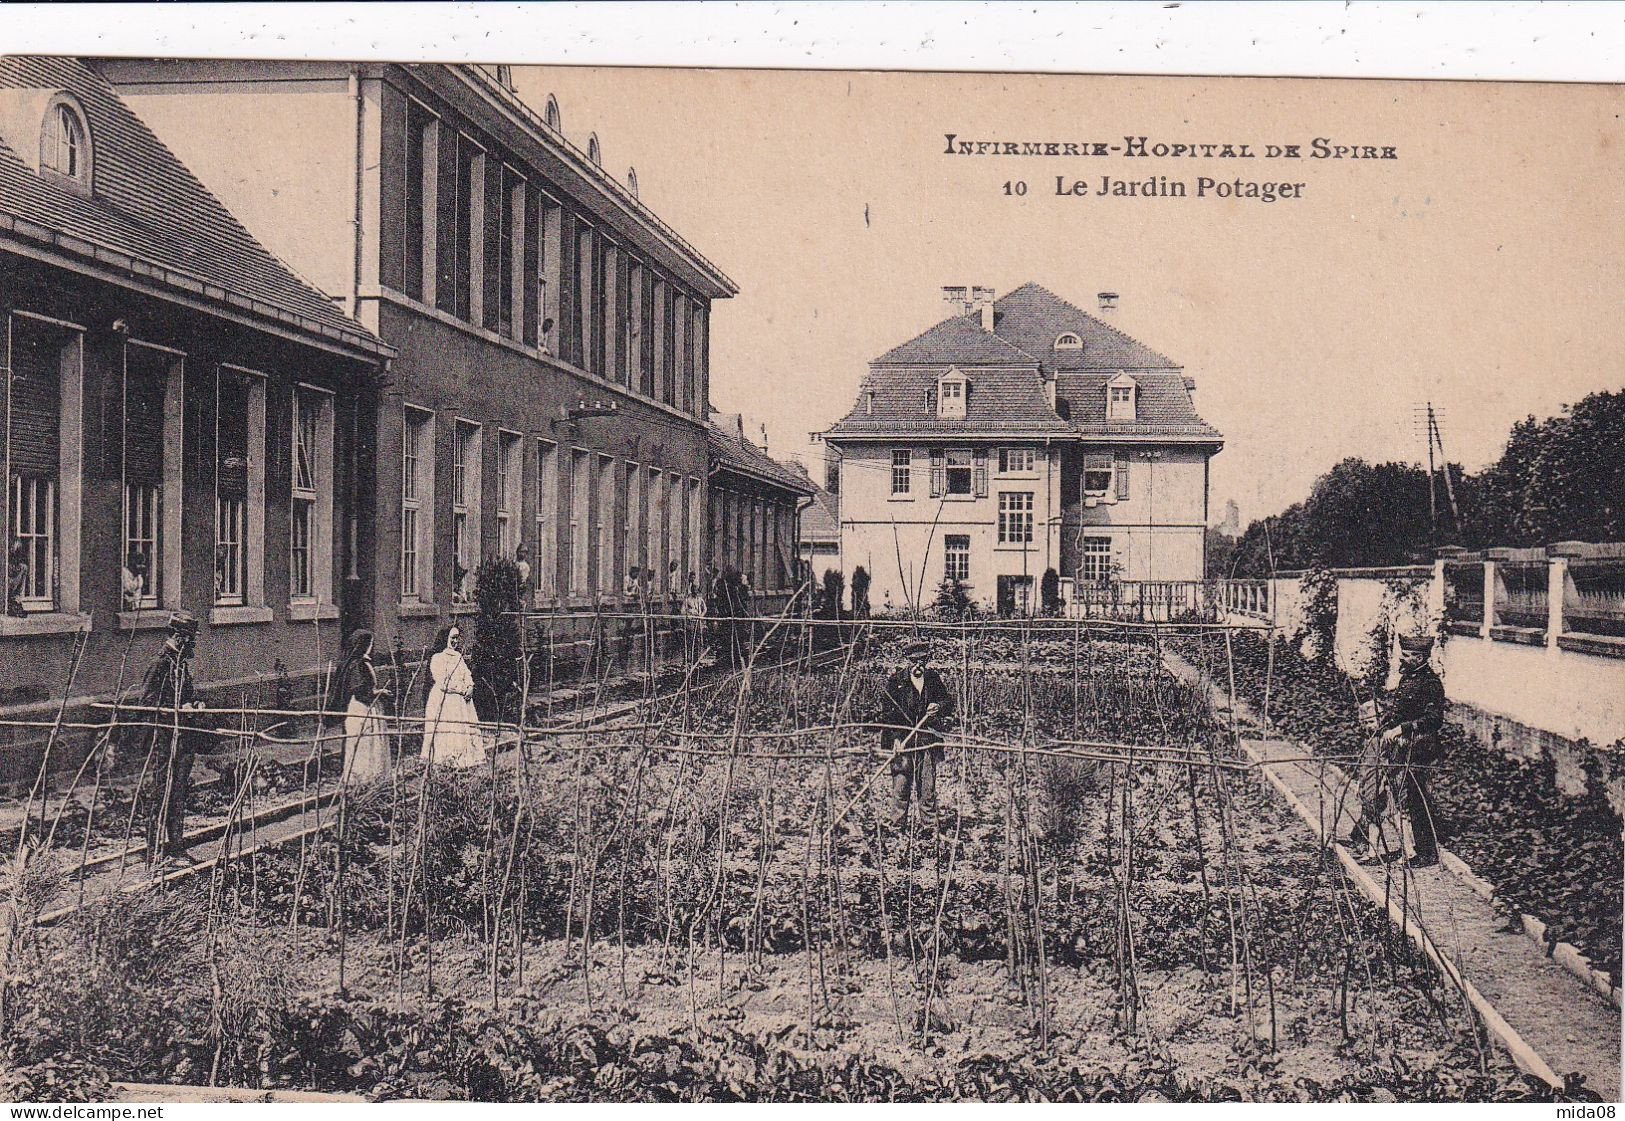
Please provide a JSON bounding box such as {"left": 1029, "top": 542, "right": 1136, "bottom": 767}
{"left": 943, "top": 285, "right": 996, "bottom": 330}
{"left": 1097, "top": 291, "right": 1119, "bottom": 315}
{"left": 970, "top": 286, "right": 996, "bottom": 331}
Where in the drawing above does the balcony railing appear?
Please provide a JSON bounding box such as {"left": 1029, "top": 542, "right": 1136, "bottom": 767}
{"left": 1566, "top": 557, "right": 1625, "bottom": 640}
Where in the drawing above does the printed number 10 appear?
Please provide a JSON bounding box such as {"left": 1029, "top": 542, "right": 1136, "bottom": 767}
{"left": 1003, "top": 181, "right": 1027, "bottom": 196}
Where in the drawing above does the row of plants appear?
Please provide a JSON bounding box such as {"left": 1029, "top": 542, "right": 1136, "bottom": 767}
{"left": 1184, "top": 628, "right": 1624, "bottom": 982}
{"left": 8, "top": 635, "right": 1594, "bottom": 1102}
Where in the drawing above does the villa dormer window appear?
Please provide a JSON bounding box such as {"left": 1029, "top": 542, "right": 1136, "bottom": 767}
{"left": 1054, "top": 332, "right": 1083, "bottom": 351}
{"left": 938, "top": 372, "right": 968, "bottom": 420}
{"left": 1107, "top": 373, "right": 1138, "bottom": 422}
{"left": 40, "top": 97, "right": 92, "bottom": 195}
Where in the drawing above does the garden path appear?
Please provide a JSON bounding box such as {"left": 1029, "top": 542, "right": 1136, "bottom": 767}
{"left": 1163, "top": 646, "right": 1621, "bottom": 1101}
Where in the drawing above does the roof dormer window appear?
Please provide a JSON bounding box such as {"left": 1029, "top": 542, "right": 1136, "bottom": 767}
{"left": 41, "top": 97, "right": 92, "bottom": 196}
{"left": 1054, "top": 332, "right": 1083, "bottom": 351}
{"left": 1107, "top": 373, "right": 1138, "bottom": 422}
{"left": 937, "top": 372, "right": 968, "bottom": 420}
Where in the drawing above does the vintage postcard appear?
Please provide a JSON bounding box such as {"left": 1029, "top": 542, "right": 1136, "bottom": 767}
{"left": 0, "top": 44, "right": 1620, "bottom": 1107}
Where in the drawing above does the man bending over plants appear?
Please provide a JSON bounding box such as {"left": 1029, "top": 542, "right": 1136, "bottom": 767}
{"left": 876, "top": 639, "right": 955, "bottom": 829}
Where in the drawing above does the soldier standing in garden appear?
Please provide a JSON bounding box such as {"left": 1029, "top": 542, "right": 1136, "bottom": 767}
{"left": 123, "top": 611, "right": 211, "bottom": 864}
{"left": 876, "top": 639, "right": 955, "bottom": 829}
{"left": 1345, "top": 633, "right": 1445, "bottom": 867}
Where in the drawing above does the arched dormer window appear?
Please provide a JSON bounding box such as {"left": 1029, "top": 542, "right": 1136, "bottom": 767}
{"left": 1107, "top": 372, "right": 1138, "bottom": 422}
{"left": 1054, "top": 332, "right": 1083, "bottom": 351}
{"left": 544, "top": 94, "right": 562, "bottom": 131}
{"left": 587, "top": 133, "right": 601, "bottom": 166}
{"left": 937, "top": 370, "right": 969, "bottom": 420}
{"left": 626, "top": 167, "right": 639, "bottom": 198}
{"left": 40, "top": 96, "right": 92, "bottom": 196}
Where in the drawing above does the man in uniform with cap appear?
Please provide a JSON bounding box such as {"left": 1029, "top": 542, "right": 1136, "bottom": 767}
{"left": 875, "top": 638, "right": 955, "bottom": 828}
{"left": 1347, "top": 632, "right": 1445, "bottom": 867}
{"left": 123, "top": 611, "right": 209, "bottom": 863}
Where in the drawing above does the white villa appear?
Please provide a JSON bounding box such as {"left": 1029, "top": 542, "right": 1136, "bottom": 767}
{"left": 820, "top": 283, "right": 1223, "bottom": 615}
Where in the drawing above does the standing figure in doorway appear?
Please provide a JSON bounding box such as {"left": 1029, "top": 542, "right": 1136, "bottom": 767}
{"left": 875, "top": 639, "right": 955, "bottom": 829}
{"left": 334, "top": 628, "right": 392, "bottom": 784}
{"left": 422, "top": 624, "right": 484, "bottom": 769}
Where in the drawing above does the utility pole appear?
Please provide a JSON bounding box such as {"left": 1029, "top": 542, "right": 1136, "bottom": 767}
{"left": 1413, "top": 402, "right": 1462, "bottom": 544}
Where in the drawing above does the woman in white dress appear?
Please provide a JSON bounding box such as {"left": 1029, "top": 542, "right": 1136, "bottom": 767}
{"left": 335, "top": 629, "right": 392, "bottom": 784}
{"left": 422, "top": 624, "right": 484, "bottom": 768}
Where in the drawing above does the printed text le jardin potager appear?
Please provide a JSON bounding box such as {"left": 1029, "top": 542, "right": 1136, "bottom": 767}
{"left": 943, "top": 134, "right": 1399, "bottom": 204}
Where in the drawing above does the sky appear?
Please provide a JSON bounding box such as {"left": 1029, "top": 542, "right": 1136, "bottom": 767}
{"left": 517, "top": 67, "right": 1623, "bottom": 525}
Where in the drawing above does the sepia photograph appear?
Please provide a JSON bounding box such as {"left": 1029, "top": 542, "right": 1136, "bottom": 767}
{"left": 0, "top": 3, "right": 1621, "bottom": 1107}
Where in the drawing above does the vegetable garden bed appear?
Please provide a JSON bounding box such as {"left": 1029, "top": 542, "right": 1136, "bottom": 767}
{"left": 2, "top": 630, "right": 1599, "bottom": 1102}
{"left": 1177, "top": 628, "right": 1624, "bottom": 983}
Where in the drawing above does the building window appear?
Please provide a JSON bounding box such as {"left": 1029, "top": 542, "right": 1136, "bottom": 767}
{"left": 568, "top": 448, "right": 590, "bottom": 594}
{"left": 537, "top": 196, "right": 562, "bottom": 353}
{"left": 535, "top": 438, "right": 558, "bottom": 595}
{"left": 5, "top": 315, "right": 83, "bottom": 617}
{"left": 496, "top": 431, "right": 522, "bottom": 557}
{"left": 122, "top": 343, "right": 176, "bottom": 611}
{"left": 601, "top": 243, "right": 620, "bottom": 382}
{"left": 622, "top": 461, "right": 642, "bottom": 589}
{"left": 998, "top": 448, "right": 1034, "bottom": 474}
{"left": 945, "top": 449, "right": 973, "bottom": 495}
{"left": 576, "top": 226, "right": 597, "bottom": 372}
{"left": 938, "top": 376, "right": 967, "bottom": 419}
{"left": 596, "top": 453, "right": 616, "bottom": 595}
{"left": 674, "top": 293, "right": 690, "bottom": 413}
{"left": 122, "top": 484, "right": 160, "bottom": 610}
{"left": 890, "top": 449, "right": 912, "bottom": 495}
{"left": 944, "top": 534, "right": 970, "bottom": 583}
{"left": 401, "top": 406, "right": 434, "bottom": 601}
{"left": 1081, "top": 535, "right": 1113, "bottom": 582}
{"left": 666, "top": 473, "right": 683, "bottom": 594}
{"left": 652, "top": 279, "right": 669, "bottom": 404}
{"left": 452, "top": 420, "right": 482, "bottom": 603}
{"left": 688, "top": 477, "right": 702, "bottom": 589}
{"left": 41, "top": 99, "right": 92, "bottom": 193}
{"left": 403, "top": 100, "right": 436, "bottom": 303}
{"left": 215, "top": 494, "right": 244, "bottom": 605}
{"left": 215, "top": 367, "right": 263, "bottom": 609}
{"left": 1083, "top": 452, "right": 1114, "bottom": 496}
{"left": 457, "top": 136, "right": 480, "bottom": 321}
{"left": 1055, "top": 332, "right": 1083, "bottom": 351}
{"left": 690, "top": 304, "right": 707, "bottom": 416}
{"left": 498, "top": 168, "right": 523, "bottom": 338}
{"left": 289, "top": 387, "right": 330, "bottom": 602}
{"left": 10, "top": 475, "right": 55, "bottom": 609}
{"left": 647, "top": 466, "right": 664, "bottom": 592}
{"left": 1108, "top": 381, "right": 1137, "bottom": 422}
{"left": 998, "top": 491, "right": 1034, "bottom": 545}
{"left": 623, "top": 259, "right": 643, "bottom": 389}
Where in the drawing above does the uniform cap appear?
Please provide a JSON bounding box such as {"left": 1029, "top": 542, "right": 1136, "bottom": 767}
{"left": 167, "top": 610, "right": 200, "bottom": 636}
{"left": 1397, "top": 633, "right": 1434, "bottom": 654}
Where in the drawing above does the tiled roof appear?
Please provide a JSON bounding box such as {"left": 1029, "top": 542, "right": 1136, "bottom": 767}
{"left": 1056, "top": 371, "right": 1222, "bottom": 440}
{"left": 0, "top": 56, "right": 387, "bottom": 356}
{"left": 800, "top": 485, "right": 839, "bottom": 543}
{"left": 992, "top": 282, "right": 1178, "bottom": 372}
{"left": 825, "top": 366, "right": 1071, "bottom": 437}
{"left": 874, "top": 313, "right": 1038, "bottom": 366}
{"left": 706, "top": 415, "right": 817, "bottom": 495}
{"left": 871, "top": 282, "right": 1176, "bottom": 372}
